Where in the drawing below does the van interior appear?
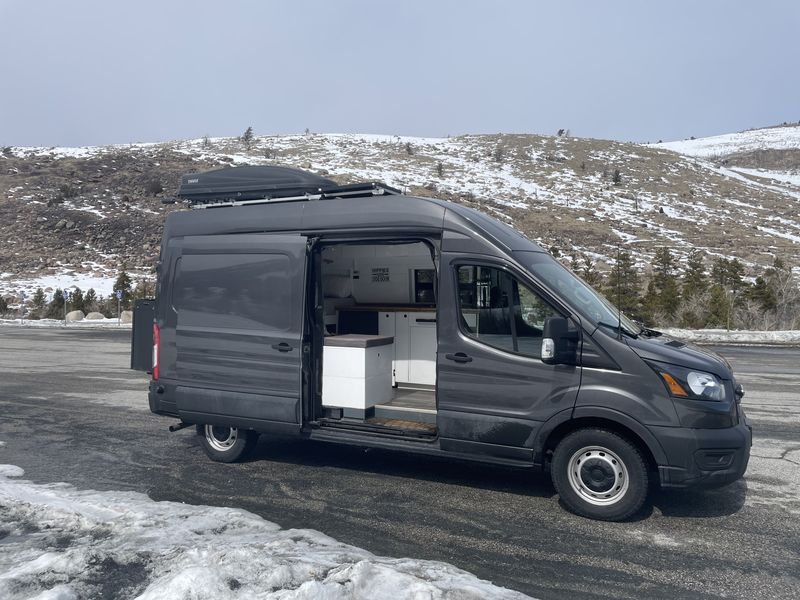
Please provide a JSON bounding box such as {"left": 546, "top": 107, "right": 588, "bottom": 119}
{"left": 313, "top": 239, "right": 439, "bottom": 438}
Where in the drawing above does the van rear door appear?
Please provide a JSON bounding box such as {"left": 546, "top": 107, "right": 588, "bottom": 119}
{"left": 171, "top": 233, "right": 308, "bottom": 431}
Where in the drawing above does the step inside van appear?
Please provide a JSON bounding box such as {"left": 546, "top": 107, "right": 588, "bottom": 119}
{"left": 136, "top": 165, "right": 752, "bottom": 521}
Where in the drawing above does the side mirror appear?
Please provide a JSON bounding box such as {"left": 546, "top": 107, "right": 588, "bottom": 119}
{"left": 541, "top": 316, "right": 579, "bottom": 365}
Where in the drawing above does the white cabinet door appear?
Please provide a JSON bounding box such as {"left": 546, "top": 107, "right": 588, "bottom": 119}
{"left": 394, "top": 312, "right": 410, "bottom": 384}
{"left": 408, "top": 312, "right": 436, "bottom": 385}
{"left": 378, "top": 312, "right": 396, "bottom": 385}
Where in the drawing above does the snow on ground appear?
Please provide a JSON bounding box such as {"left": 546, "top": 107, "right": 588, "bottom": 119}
{"left": 660, "top": 328, "right": 800, "bottom": 345}
{"left": 0, "top": 318, "right": 131, "bottom": 329}
{"left": 0, "top": 462, "right": 530, "bottom": 600}
{"left": 729, "top": 167, "right": 800, "bottom": 188}
{"left": 0, "top": 271, "right": 117, "bottom": 299}
{"left": 651, "top": 125, "right": 800, "bottom": 158}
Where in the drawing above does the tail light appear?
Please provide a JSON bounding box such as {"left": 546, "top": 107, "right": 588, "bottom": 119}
{"left": 152, "top": 323, "right": 160, "bottom": 380}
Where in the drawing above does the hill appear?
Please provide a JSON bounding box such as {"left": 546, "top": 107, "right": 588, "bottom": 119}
{"left": 1, "top": 126, "right": 799, "bottom": 301}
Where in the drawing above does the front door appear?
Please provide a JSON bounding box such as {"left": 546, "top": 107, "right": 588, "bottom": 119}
{"left": 172, "top": 233, "right": 308, "bottom": 429}
{"left": 436, "top": 254, "right": 581, "bottom": 460}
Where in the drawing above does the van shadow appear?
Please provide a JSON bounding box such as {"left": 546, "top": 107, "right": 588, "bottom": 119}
{"left": 245, "top": 435, "right": 557, "bottom": 500}
{"left": 650, "top": 479, "right": 748, "bottom": 518}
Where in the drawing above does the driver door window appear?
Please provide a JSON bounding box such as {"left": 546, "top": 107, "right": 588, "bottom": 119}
{"left": 457, "top": 265, "right": 561, "bottom": 359}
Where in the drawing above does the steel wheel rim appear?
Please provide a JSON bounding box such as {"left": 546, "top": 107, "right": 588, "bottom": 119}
{"left": 567, "top": 445, "right": 629, "bottom": 506}
{"left": 205, "top": 425, "right": 238, "bottom": 452}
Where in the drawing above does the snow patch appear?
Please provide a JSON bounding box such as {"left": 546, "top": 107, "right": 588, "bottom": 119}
{"left": 0, "top": 463, "right": 530, "bottom": 600}
{"left": 660, "top": 328, "right": 800, "bottom": 345}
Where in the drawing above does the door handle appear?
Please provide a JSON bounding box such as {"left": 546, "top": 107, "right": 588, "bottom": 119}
{"left": 445, "top": 352, "right": 472, "bottom": 363}
{"left": 271, "top": 342, "right": 293, "bottom": 352}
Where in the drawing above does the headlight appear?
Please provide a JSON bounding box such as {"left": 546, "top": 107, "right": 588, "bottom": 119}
{"left": 645, "top": 361, "right": 726, "bottom": 402}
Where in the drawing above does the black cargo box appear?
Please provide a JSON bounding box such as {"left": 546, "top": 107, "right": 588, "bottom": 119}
{"left": 176, "top": 165, "right": 337, "bottom": 204}
{"left": 174, "top": 166, "right": 401, "bottom": 206}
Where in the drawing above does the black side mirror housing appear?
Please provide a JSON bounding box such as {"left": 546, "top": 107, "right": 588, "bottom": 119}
{"left": 542, "top": 316, "right": 579, "bottom": 365}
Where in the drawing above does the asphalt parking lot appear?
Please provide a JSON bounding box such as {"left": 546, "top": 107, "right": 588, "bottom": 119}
{"left": 0, "top": 327, "right": 798, "bottom": 599}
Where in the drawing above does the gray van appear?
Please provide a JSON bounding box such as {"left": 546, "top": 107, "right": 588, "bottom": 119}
{"left": 139, "top": 165, "right": 752, "bottom": 521}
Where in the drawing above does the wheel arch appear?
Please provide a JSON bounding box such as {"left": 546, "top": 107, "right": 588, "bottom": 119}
{"left": 535, "top": 406, "right": 668, "bottom": 473}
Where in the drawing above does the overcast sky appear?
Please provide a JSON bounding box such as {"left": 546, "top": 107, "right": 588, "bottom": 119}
{"left": 1, "top": 0, "right": 798, "bottom": 147}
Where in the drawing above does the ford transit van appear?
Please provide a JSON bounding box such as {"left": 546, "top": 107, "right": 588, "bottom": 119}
{"left": 139, "top": 165, "right": 751, "bottom": 521}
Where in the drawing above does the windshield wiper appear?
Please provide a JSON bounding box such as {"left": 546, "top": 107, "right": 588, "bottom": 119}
{"left": 637, "top": 323, "right": 662, "bottom": 337}
{"left": 597, "top": 321, "right": 638, "bottom": 338}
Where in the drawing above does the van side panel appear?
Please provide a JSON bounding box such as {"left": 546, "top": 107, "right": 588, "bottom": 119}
{"left": 160, "top": 233, "right": 308, "bottom": 429}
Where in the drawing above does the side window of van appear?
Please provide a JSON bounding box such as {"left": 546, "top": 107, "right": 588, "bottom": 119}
{"left": 456, "top": 265, "right": 561, "bottom": 359}
{"left": 174, "top": 253, "right": 293, "bottom": 331}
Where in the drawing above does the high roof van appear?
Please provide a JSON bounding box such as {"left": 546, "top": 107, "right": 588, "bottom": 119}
{"left": 137, "top": 166, "right": 752, "bottom": 521}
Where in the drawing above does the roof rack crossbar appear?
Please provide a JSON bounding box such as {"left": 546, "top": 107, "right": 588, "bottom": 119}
{"left": 192, "top": 183, "right": 401, "bottom": 210}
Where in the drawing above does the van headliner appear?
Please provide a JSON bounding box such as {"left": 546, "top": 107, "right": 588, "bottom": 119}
{"left": 162, "top": 194, "right": 546, "bottom": 255}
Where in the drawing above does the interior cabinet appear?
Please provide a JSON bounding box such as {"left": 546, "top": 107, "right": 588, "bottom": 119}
{"left": 378, "top": 310, "right": 436, "bottom": 386}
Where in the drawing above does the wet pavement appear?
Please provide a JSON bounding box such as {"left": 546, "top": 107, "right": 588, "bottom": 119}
{"left": 0, "top": 327, "right": 798, "bottom": 599}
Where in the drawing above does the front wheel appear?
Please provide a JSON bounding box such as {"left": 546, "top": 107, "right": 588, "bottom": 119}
{"left": 551, "top": 428, "right": 649, "bottom": 521}
{"left": 199, "top": 424, "right": 258, "bottom": 463}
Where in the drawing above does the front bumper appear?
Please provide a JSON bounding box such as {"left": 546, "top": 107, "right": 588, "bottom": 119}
{"left": 652, "top": 411, "right": 752, "bottom": 489}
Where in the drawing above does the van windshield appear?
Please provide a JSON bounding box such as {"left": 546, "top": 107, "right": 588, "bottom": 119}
{"left": 521, "top": 252, "right": 640, "bottom": 337}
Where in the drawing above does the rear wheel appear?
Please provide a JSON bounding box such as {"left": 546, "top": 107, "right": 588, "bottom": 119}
{"left": 551, "top": 428, "right": 649, "bottom": 521}
{"left": 199, "top": 424, "right": 258, "bottom": 463}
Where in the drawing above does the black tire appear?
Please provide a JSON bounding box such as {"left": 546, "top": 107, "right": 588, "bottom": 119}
{"left": 198, "top": 424, "right": 258, "bottom": 463}
{"left": 551, "top": 428, "right": 649, "bottom": 521}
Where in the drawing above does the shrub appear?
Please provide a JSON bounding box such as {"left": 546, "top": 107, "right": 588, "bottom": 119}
{"left": 145, "top": 179, "right": 163, "bottom": 195}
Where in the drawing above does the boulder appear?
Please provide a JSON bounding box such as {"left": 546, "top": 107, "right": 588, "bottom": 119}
{"left": 85, "top": 312, "right": 106, "bottom": 320}
{"left": 120, "top": 310, "right": 133, "bottom": 324}
{"left": 66, "top": 310, "right": 85, "bottom": 322}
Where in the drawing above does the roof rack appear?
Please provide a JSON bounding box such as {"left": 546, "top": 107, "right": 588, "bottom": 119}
{"left": 165, "top": 165, "right": 401, "bottom": 209}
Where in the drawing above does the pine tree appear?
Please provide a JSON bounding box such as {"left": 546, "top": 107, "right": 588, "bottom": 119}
{"left": 241, "top": 126, "right": 254, "bottom": 150}
{"left": 84, "top": 288, "right": 98, "bottom": 313}
{"left": 580, "top": 254, "right": 604, "bottom": 287}
{"left": 655, "top": 248, "right": 680, "bottom": 314}
{"left": 46, "top": 289, "right": 65, "bottom": 319}
{"left": 69, "top": 287, "right": 85, "bottom": 314}
{"left": 114, "top": 266, "right": 134, "bottom": 310}
{"left": 31, "top": 287, "right": 46, "bottom": 319}
{"left": 605, "top": 250, "right": 642, "bottom": 320}
{"left": 682, "top": 249, "right": 708, "bottom": 298}
{"left": 707, "top": 284, "right": 731, "bottom": 328}
{"left": 0, "top": 296, "right": 7, "bottom": 316}
{"left": 746, "top": 276, "right": 776, "bottom": 312}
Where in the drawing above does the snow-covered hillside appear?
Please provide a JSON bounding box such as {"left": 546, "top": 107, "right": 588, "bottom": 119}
{"left": 1, "top": 126, "right": 799, "bottom": 301}
{"left": 652, "top": 124, "right": 800, "bottom": 158}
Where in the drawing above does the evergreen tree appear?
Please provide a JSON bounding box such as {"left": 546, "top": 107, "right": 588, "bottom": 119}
{"left": 31, "top": 287, "right": 46, "bottom": 319}
{"left": 682, "top": 249, "right": 708, "bottom": 298}
{"left": 605, "top": 250, "right": 642, "bottom": 320}
{"left": 580, "top": 254, "right": 604, "bottom": 288}
{"left": 84, "top": 288, "right": 98, "bottom": 313}
{"left": 69, "top": 287, "right": 85, "bottom": 314}
{"left": 241, "top": 126, "right": 254, "bottom": 149}
{"left": 0, "top": 296, "right": 7, "bottom": 316}
{"left": 640, "top": 279, "right": 660, "bottom": 324}
{"left": 569, "top": 251, "right": 580, "bottom": 273}
{"left": 45, "top": 289, "right": 65, "bottom": 319}
{"left": 114, "top": 266, "right": 134, "bottom": 310}
{"left": 707, "top": 284, "right": 732, "bottom": 328}
{"left": 711, "top": 257, "right": 746, "bottom": 293}
{"left": 746, "top": 276, "right": 776, "bottom": 312}
{"left": 640, "top": 247, "right": 681, "bottom": 324}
